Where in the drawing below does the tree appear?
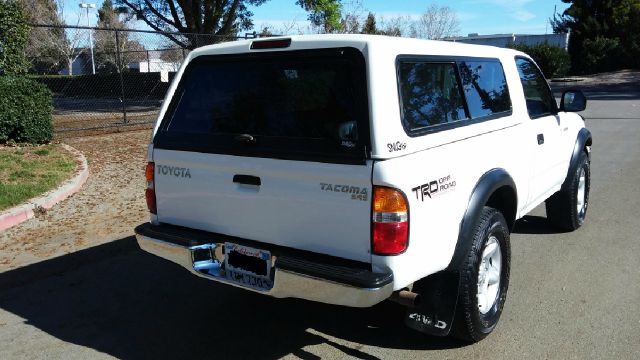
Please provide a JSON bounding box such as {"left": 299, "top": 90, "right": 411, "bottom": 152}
{"left": 413, "top": 4, "right": 460, "bottom": 40}
{"left": 94, "top": 0, "right": 146, "bottom": 73}
{"left": 116, "top": 0, "right": 342, "bottom": 48}
{"left": 20, "top": 0, "right": 86, "bottom": 75}
{"left": 159, "top": 41, "right": 185, "bottom": 63}
{"left": 551, "top": 0, "right": 640, "bottom": 73}
{"left": 297, "top": 0, "right": 342, "bottom": 33}
{"left": 359, "top": 12, "right": 402, "bottom": 36}
{"left": 25, "top": 0, "right": 88, "bottom": 75}
{"left": 21, "top": 0, "right": 67, "bottom": 74}
{"left": 0, "top": 0, "right": 30, "bottom": 74}
{"left": 507, "top": 42, "right": 570, "bottom": 78}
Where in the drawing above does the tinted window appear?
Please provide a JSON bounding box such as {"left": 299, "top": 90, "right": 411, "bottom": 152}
{"left": 168, "top": 57, "right": 358, "bottom": 140}
{"left": 155, "top": 48, "right": 369, "bottom": 163}
{"left": 398, "top": 62, "right": 467, "bottom": 131}
{"left": 515, "top": 58, "right": 557, "bottom": 117}
{"left": 458, "top": 61, "right": 511, "bottom": 118}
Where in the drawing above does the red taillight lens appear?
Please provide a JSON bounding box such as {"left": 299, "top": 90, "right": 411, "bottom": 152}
{"left": 250, "top": 38, "right": 291, "bottom": 49}
{"left": 372, "top": 187, "right": 409, "bottom": 255}
{"left": 145, "top": 188, "right": 156, "bottom": 214}
{"left": 145, "top": 162, "right": 156, "bottom": 214}
{"left": 373, "top": 222, "right": 408, "bottom": 254}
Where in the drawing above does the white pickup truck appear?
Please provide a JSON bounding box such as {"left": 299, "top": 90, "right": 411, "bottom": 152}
{"left": 135, "top": 35, "right": 591, "bottom": 342}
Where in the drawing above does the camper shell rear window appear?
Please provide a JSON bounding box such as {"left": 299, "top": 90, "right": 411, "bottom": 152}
{"left": 154, "top": 47, "right": 370, "bottom": 165}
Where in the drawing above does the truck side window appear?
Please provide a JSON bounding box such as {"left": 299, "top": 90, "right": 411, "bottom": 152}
{"left": 398, "top": 62, "right": 467, "bottom": 132}
{"left": 458, "top": 61, "right": 511, "bottom": 118}
{"left": 515, "top": 57, "right": 557, "bottom": 118}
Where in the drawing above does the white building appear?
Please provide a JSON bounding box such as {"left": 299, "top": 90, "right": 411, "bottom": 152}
{"left": 128, "top": 52, "right": 181, "bottom": 82}
{"left": 445, "top": 33, "right": 570, "bottom": 50}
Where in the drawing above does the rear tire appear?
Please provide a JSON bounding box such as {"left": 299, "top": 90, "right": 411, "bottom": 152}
{"left": 452, "top": 207, "right": 510, "bottom": 343}
{"left": 546, "top": 151, "right": 590, "bottom": 231}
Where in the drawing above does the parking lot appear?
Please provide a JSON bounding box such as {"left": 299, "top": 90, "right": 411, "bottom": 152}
{"left": 0, "top": 73, "right": 639, "bottom": 359}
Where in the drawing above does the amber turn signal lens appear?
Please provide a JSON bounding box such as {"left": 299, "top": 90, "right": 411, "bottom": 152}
{"left": 145, "top": 162, "right": 155, "bottom": 182}
{"left": 373, "top": 187, "right": 408, "bottom": 213}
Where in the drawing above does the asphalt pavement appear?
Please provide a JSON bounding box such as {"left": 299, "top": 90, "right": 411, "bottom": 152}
{"left": 0, "top": 78, "right": 638, "bottom": 359}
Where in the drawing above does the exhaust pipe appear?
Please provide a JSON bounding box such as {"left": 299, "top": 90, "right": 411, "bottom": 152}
{"left": 389, "top": 289, "right": 421, "bottom": 308}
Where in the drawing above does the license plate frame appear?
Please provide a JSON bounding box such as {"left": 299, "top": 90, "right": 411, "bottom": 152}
{"left": 224, "top": 242, "right": 273, "bottom": 291}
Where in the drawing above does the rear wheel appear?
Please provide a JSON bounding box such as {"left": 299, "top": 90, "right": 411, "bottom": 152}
{"left": 546, "top": 151, "right": 590, "bottom": 231}
{"left": 452, "top": 207, "right": 511, "bottom": 342}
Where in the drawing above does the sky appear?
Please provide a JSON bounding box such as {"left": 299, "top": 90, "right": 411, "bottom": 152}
{"left": 61, "top": 0, "right": 570, "bottom": 36}
{"left": 248, "top": 0, "right": 570, "bottom": 36}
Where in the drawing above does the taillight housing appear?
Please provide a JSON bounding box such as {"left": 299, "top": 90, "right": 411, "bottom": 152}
{"left": 372, "top": 186, "right": 409, "bottom": 255}
{"left": 145, "top": 162, "right": 156, "bottom": 214}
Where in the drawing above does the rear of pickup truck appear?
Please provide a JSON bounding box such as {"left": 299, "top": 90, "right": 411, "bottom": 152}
{"left": 135, "top": 39, "right": 402, "bottom": 307}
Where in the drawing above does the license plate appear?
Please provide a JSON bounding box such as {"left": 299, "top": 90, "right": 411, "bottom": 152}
{"left": 224, "top": 243, "right": 272, "bottom": 291}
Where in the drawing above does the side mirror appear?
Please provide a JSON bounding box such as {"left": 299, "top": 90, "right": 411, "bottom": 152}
{"left": 560, "top": 90, "right": 587, "bottom": 112}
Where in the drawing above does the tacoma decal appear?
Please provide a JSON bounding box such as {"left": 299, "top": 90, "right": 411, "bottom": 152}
{"left": 320, "top": 183, "right": 368, "bottom": 201}
{"left": 157, "top": 165, "right": 192, "bottom": 178}
{"left": 411, "top": 175, "right": 456, "bottom": 201}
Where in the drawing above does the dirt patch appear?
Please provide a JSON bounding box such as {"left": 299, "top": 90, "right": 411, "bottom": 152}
{"left": 0, "top": 130, "right": 150, "bottom": 271}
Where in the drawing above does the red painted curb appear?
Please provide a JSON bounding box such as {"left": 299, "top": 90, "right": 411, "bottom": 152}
{"left": 0, "top": 144, "right": 89, "bottom": 232}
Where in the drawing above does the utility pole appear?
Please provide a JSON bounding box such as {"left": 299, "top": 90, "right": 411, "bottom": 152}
{"left": 79, "top": 2, "right": 96, "bottom": 75}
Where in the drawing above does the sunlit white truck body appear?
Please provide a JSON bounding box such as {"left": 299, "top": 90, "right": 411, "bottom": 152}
{"left": 135, "top": 35, "right": 591, "bottom": 341}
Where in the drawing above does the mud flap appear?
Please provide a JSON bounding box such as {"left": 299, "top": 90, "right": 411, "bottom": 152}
{"left": 404, "top": 271, "right": 459, "bottom": 337}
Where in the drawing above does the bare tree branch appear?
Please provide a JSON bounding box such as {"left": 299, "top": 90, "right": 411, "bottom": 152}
{"left": 414, "top": 4, "right": 460, "bottom": 40}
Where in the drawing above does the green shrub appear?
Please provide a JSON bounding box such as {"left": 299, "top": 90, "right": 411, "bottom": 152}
{"left": 29, "top": 72, "right": 173, "bottom": 99}
{"left": 579, "top": 37, "right": 625, "bottom": 74}
{"left": 0, "top": 76, "right": 53, "bottom": 143}
{"left": 0, "top": 0, "right": 30, "bottom": 75}
{"left": 508, "top": 42, "right": 570, "bottom": 78}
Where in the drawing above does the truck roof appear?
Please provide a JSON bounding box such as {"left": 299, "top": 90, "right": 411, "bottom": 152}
{"left": 189, "top": 34, "right": 525, "bottom": 63}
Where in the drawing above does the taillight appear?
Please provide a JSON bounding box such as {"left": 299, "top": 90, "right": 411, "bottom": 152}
{"left": 250, "top": 38, "right": 292, "bottom": 49}
{"left": 145, "top": 162, "right": 156, "bottom": 214}
{"left": 372, "top": 186, "right": 409, "bottom": 255}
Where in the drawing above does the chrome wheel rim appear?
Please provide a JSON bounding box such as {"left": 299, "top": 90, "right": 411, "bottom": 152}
{"left": 477, "top": 236, "right": 502, "bottom": 315}
{"left": 576, "top": 168, "right": 586, "bottom": 217}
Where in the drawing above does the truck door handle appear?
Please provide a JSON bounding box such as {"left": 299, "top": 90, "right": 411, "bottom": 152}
{"left": 537, "top": 134, "right": 545, "bottom": 145}
{"left": 233, "top": 174, "right": 261, "bottom": 186}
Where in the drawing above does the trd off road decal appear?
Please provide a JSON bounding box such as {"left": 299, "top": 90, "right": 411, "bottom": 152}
{"left": 411, "top": 175, "right": 456, "bottom": 201}
{"left": 320, "top": 183, "right": 368, "bottom": 201}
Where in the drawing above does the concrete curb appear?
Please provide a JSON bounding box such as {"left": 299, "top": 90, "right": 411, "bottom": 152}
{"left": 0, "top": 144, "right": 89, "bottom": 232}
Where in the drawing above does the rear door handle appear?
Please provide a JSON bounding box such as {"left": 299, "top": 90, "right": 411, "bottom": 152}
{"left": 537, "top": 134, "right": 545, "bottom": 145}
{"left": 233, "top": 174, "right": 261, "bottom": 186}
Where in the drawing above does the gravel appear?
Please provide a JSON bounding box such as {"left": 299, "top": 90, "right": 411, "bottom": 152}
{"left": 0, "top": 130, "right": 150, "bottom": 271}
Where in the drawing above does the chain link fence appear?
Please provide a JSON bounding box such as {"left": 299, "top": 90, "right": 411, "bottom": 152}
{"left": 27, "top": 24, "right": 265, "bottom": 137}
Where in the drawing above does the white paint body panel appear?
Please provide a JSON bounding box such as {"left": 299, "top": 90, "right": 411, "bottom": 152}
{"left": 154, "top": 151, "right": 374, "bottom": 263}
{"left": 148, "top": 34, "right": 587, "bottom": 291}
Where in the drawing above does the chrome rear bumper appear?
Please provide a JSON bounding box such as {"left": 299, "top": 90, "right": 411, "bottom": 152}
{"left": 135, "top": 224, "right": 393, "bottom": 308}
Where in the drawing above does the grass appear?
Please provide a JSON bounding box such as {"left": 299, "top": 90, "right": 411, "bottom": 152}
{"left": 0, "top": 144, "right": 76, "bottom": 211}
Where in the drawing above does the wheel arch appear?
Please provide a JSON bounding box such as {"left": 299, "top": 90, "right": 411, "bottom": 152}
{"left": 447, "top": 168, "right": 517, "bottom": 271}
{"left": 563, "top": 128, "right": 592, "bottom": 191}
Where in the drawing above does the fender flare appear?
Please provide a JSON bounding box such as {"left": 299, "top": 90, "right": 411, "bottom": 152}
{"left": 447, "top": 168, "right": 517, "bottom": 271}
{"left": 562, "top": 128, "right": 592, "bottom": 191}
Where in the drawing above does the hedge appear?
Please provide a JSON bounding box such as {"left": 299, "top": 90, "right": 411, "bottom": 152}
{"left": 30, "top": 72, "right": 175, "bottom": 99}
{"left": 0, "top": 76, "right": 53, "bottom": 143}
{"left": 0, "top": 0, "right": 30, "bottom": 75}
{"left": 508, "top": 42, "right": 570, "bottom": 78}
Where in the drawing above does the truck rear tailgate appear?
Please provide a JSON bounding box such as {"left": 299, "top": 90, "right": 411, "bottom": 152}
{"left": 154, "top": 151, "right": 373, "bottom": 262}
{"left": 151, "top": 46, "right": 373, "bottom": 263}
